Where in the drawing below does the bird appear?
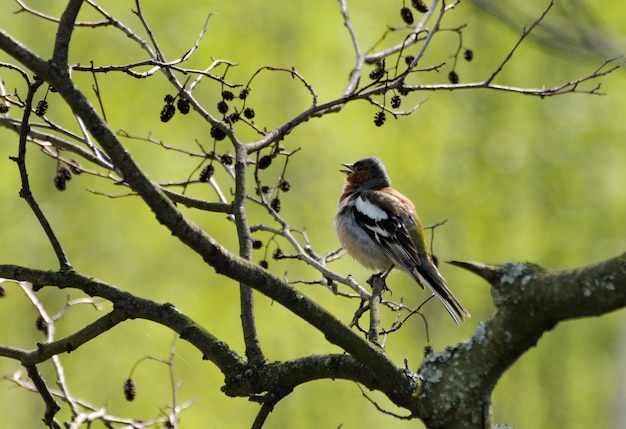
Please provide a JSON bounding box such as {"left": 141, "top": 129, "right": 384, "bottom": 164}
{"left": 334, "top": 157, "right": 470, "bottom": 324}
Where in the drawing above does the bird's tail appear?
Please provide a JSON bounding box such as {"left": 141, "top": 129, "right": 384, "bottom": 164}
{"left": 411, "top": 263, "right": 470, "bottom": 325}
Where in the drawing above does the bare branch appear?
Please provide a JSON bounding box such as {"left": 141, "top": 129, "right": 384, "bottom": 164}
{"left": 9, "top": 79, "right": 72, "bottom": 271}
{"left": 18, "top": 283, "right": 81, "bottom": 418}
{"left": 15, "top": 0, "right": 109, "bottom": 27}
{"left": 0, "top": 268, "right": 246, "bottom": 374}
{"left": 404, "top": 0, "right": 446, "bottom": 72}
{"left": 486, "top": 0, "right": 555, "bottom": 84}
{"left": 25, "top": 365, "right": 62, "bottom": 428}
{"left": 249, "top": 392, "right": 288, "bottom": 429}
{"left": 234, "top": 140, "right": 266, "bottom": 365}
{"left": 51, "top": 0, "right": 84, "bottom": 69}
{"left": 6, "top": 369, "right": 197, "bottom": 428}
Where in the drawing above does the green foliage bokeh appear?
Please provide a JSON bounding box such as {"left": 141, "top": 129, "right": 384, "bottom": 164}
{"left": 1, "top": 1, "right": 625, "bottom": 428}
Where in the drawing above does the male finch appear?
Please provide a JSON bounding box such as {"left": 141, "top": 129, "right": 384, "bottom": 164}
{"left": 334, "top": 157, "right": 470, "bottom": 324}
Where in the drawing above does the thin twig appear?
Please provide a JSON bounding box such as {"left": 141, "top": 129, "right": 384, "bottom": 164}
{"left": 15, "top": 0, "right": 109, "bottom": 27}
{"left": 7, "top": 369, "right": 197, "bottom": 428}
{"left": 133, "top": 0, "right": 165, "bottom": 63}
{"left": 20, "top": 283, "right": 84, "bottom": 420}
{"left": 356, "top": 383, "right": 414, "bottom": 420}
{"left": 167, "top": 336, "right": 181, "bottom": 429}
{"left": 405, "top": 0, "right": 445, "bottom": 73}
{"left": 338, "top": 0, "right": 363, "bottom": 95}
{"left": 9, "top": 79, "right": 71, "bottom": 271}
{"left": 89, "top": 60, "right": 107, "bottom": 123}
{"left": 486, "top": 0, "right": 554, "bottom": 84}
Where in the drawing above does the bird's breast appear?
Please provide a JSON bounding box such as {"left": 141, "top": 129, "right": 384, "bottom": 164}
{"left": 334, "top": 203, "right": 392, "bottom": 271}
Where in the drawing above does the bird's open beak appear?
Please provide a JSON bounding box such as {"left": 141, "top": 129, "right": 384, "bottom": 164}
{"left": 340, "top": 163, "right": 353, "bottom": 175}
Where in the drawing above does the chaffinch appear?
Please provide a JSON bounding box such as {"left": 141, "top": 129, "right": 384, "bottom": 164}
{"left": 334, "top": 157, "right": 470, "bottom": 324}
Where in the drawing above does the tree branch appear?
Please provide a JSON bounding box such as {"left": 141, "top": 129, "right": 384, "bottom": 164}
{"left": 25, "top": 365, "right": 62, "bottom": 429}
{"left": 411, "top": 254, "right": 626, "bottom": 429}
{"left": 234, "top": 141, "right": 266, "bottom": 366}
{"left": 485, "top": 0, "right": 554, "bottom": 84}
{"left": 0, "top": 267, "right": 246, "bottom": 376}
{"left": 52, "top": 0, "right": 84, "bottom": 69}
{"left": 9, "top": 78, "right": 72, "bottom": 271}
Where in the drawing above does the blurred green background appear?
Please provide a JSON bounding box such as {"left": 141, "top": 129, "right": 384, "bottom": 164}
{"left": 1, "top": 1, "right": 625, "bottom": 428}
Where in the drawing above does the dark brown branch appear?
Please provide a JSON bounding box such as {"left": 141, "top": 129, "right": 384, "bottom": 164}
{"left": 0, "top": 266, "right": 246, "bottom": 376}
{"left": 161, "top": 189, "right": 233, "bottom": 213}
{"left": 0, "top": 265, "right": 416, "bottom": 415}
{"left": 223, "top": 354, "right": 384, "bottom": 399}
{"left": 0, "top": 261, "right": 415, "bottom": 407}
{"left": 52, "top": 0, "right": 84, "bottom": 69}
{"left": 4, "top": 249, "right": 625, "bottom": 429}
{"left": 234, "top": 141, "right": 266, "bottom": 366}
{"left": 22, "top": 310, "right": 128, "bottom": 366}
{"left": 249, "top": 391, "right": 287, "bottom": 429}
{"left": 0, "top": 117, "right": 114, "bottom": 169}
{"left": 25, "top": 365, "right": 62, "bottom": 429}
{"left": 10, "top": 79, "right": 72, "bottom": 271}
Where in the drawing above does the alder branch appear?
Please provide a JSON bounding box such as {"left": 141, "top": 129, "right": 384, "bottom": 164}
{"left": 51, "top": 0, "right": 83, "bottom": 70}
{"left": 486, "top": 0, "right": 554, "bottom": 84}
{"left": 25, "top": 365, "right": 62, "bottom": 429}
{"left": 9, "top": 79, "right": 72, "bottom": 271}
{"left": 15, "top": 0, "right": 107, "bottom": 27}
{"left": 0, "top": 265, "right": 416, "bottom": 410}
{"left": 0, "top": 269, "right": 245, "bottom": 374}
{"left": 403, "top": 57, "right": 620, "bottom": 96}
{"left": 234, "top": 139, "right": 266, "bottom": 366}
{"left": 6, "top": 369, "right": 196, "bottom": 428}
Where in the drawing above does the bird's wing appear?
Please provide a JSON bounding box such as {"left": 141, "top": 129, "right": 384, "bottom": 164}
{"left": 353, "top": 189, "right": 471, "bottom": 324}
{"left": 351, "top": 190, "right": 423, "bottom": 271}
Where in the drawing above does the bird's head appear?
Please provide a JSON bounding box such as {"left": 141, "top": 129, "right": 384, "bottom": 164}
{"left": 341, "top": 157, "right": 391, "bottom": 190}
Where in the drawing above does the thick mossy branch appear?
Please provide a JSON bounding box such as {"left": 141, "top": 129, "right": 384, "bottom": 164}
{"left": 416, "top": 254, "right": 626, "bottom": 429}
{"left": 452, "top": 254, "right": 626, "bottom": 321}
{"left": 447, "top": 260, "right": 502, "bottom": 284}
